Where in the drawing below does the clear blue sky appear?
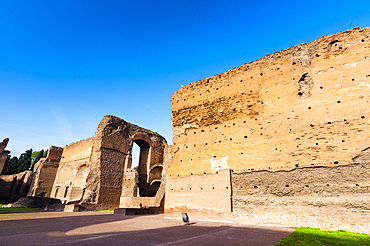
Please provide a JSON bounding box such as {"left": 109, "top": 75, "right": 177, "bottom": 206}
{"left": 1, "top": 0, "right": 370, "bottom": 157}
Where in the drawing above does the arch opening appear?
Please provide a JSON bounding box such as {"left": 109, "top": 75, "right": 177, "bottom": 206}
{"left": 131, "top": 139, "right": 151, "bottom": 197}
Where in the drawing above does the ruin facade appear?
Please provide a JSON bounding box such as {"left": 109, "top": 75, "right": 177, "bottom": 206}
{"left": 79, "top": 115, "right": 168, "bottom": 209}
{"left": 0, "top": 171, "right": 33, "bottom": 203}
{"left": 9, "top": 115, "right": 168, "bottom": 210}
{"left": 1, "top": 26, "right": 370, "bottom": 233}
{"left": 166, "top": 27, "right": 370, "bottom": 232}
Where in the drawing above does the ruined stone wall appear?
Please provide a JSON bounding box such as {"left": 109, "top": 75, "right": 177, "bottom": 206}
{"left": 169, "top": 27, "right": 370, "bottom": 176}
{"left": 82, "top": 115, "right": 167, "bottom": 209}
{"left": 60, "top": 137, "right": 95, "bottom": 163}
{"left": 167, "top": 27, "right": 370, "bottom": 226}
{"left": 28, "top": 158, "right": 59, "bottom": 197}
{"left": 28, "top": 146, "right": 63, "bottom": 198}
{"left": 232, "top": 163, "right": 370, "bottom": 233}
{"left": 0, "top": 171, "right": 33, "bottom": 203}
{"left": 50, "top": 138, "right": 94, "bottom": 203}
{"left": 165, "top": 169, "right": 232, "bottom": 220}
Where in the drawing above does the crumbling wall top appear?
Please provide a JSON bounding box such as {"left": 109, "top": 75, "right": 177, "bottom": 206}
{"left": 47, "top": 146, "right": 63, "bottom": 161}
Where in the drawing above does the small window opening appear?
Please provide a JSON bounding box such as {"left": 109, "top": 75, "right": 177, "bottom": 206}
{"left": 64, "top": 186, "right": 69, "bottom": 198}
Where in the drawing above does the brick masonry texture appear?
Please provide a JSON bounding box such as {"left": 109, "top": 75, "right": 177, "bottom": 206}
{"left": 170, "top": 27, "right": 370, "bottom": 177}
{"left": 166, "top": 27, "right": 370, "bottom": 232}
{"left": 232, "top": 164, "right": 370, "bottom": 233}
{"left": 81, "top": 115, "right": 168, "bottom": 208}
{"left": 165, "top": 169, "right": 232, "bottom": 216}
{"left": 50, "top": 138, "right": 93, "bottom": 203}
{"left": 22, "top": 115, "right": 168, "bottom": 210}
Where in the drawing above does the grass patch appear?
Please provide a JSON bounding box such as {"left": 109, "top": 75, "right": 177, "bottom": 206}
{"left": 80, "top": 208, "right": 115, "bottom": 212}
{"left": 277, "top": 227, "right": 370, "bottom": 246}
{"left": 93, "top": 208, "right": 115, "bottom": 212}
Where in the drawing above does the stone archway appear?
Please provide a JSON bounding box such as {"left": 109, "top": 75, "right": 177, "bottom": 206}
{"left": 81, "top": 115, "right": 167, "bottom": 209}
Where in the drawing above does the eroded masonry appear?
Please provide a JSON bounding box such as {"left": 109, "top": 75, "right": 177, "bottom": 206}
{"left": 166, "top": 27, "right": 370, "bottom": 232}
{"left": 27, "top": 115, "right": 168, "bottom": 210}
{"left": 1, "top": 27, "right": 370, "bottom": 233}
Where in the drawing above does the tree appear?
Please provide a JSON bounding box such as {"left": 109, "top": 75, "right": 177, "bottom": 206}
{"left": 2, "top": 154, "right": 19, "bottom": 175}
{"left": 30, "top": 149, "right": 44, "bottom": 170}
{"left": 16, "top": 149, "right": 32, "bottom": 173}
{"left": 43, "top": 149, "right": 48, "bottom": 158}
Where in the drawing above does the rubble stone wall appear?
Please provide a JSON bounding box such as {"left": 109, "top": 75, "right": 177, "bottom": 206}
{"left": 232, "top": 163, "right": 370, "bottom": 233}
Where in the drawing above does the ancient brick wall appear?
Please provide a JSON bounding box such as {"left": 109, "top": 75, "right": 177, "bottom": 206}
{"left": 169, "top": 27, "right": 370, "bottom": 176}
{"left": 165, "top": 169, "right": 232, "bottom": 220}
{"left": 50, "top": 138, "right": 94, "bottom": 203}
{"left": 28, "top": 158, "right": 59, "bottom": 198}
{"left": 167, "top": 27, "right": 370, "bottom": 226}
{"left": 232, "top": 163, "right": 370, "bottom": 233}
{"left": 82, "top": 115, "right": 168, "bottom": 209}
{"left": 0, "top": 171, "right": 33, "bottom": 203}
{"left": 59, "top": 137, "right": 94, "bottom": 163}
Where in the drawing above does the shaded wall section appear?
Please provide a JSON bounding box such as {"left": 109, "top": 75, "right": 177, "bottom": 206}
{"left": 232, "top": 161, "right": 370, "bottom": 233}
{"left": 0, "top": 171, "right": 33, "bottom": 203}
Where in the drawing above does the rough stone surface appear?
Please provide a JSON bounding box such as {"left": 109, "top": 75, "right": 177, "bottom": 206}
{"left": 170, "top": 27, "right": 370, "bottom": 176}
{"left": 232, "top": 164, "right": 370, "bottom": 233}
{"left": 0, "top": 171, "right": 33, "bottom": 203}
{"left": 0, "top": 138, "right": 9, "bottom": 174}
{"left": 25, "top": 115, "right": 168, "bottom": 211}
{"left": 0, "top": 138, "right": 9, "bottom": 153}
{"left": 49, "top": 138, "right": 94, "bottom": 204}
{"left": 165, "top": 169, "right": 233, "bottom": 221}
{"left": 167, "top": 27, "right": 370, "bottom": 232}
{"left": 28, "top": 146, "right": 63, "bottom": 198}
{"left": 82, "top": 115, "right": 168, "bottom": 208}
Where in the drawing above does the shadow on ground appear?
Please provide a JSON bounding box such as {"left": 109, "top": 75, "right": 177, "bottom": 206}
{"left": 0, "top": 211, "right": 292, "bottom": 246}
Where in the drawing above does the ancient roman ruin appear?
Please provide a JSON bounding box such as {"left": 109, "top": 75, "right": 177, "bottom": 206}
{"left": 1, "top": 116, "right": 168, "bottom": 212}
{"left": 166, "top": 27, "right": 370, "bottom": 231}
{"left": 1, "top": 27, "right": 370, "bottom": 232}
